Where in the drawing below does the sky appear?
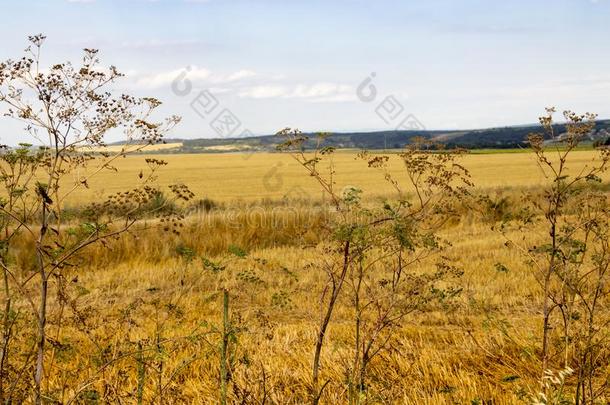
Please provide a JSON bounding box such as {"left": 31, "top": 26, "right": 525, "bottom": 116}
{"left": 0, "top": 0, "right": 609, "bottom": 143}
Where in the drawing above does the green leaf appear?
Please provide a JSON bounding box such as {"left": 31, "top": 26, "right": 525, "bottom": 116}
{"left": 501, "top": 374, "right": 520, "bottom": 382}
{"left": 228, "top": 244, "right": 247, "bottom": 258}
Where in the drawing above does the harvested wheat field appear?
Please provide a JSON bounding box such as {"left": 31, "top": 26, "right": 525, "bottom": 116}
{"left": 52, "top": 219, "right": 550, "bottom": 404}
{"left": 62, "top": 149, "right": 609, "bottom": 204}
{"left": 2, "top": 6, "right": 610, "bottom": 403}
{"left": 4, "top": 141, "right": 610, "bottom": 404}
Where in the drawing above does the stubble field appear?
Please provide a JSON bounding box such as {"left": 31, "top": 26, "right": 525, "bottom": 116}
{"left": 64, "top": 149, "right": 607, "bottom": 203}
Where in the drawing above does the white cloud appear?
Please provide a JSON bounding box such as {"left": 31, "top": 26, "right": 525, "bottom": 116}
{"left": 238, "top": 85, "right": 289, "bottom": 99}
{"left": 132, "top": 66, "right": 211, "bottom": 89}
{"left": 238, "top": 82, "right": 356, "bottom": 102}
{"left": 211, "top": 70, "right": 257, "bottom": 83}
{"left": 129, "top": 66, "right": 258, "bottom": 90}
{"left": 291, "top": 83, "right": 352, "bottom": 99}
{"left": 125, "top": 67, "right": 353, "bottom": 102}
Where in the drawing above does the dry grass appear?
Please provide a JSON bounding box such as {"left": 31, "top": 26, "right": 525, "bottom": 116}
{"left": 4, "top": 149, "right": 610, "bottom": 403}
{"left": 38, "top": 218, "right": 544, "bottom": 404}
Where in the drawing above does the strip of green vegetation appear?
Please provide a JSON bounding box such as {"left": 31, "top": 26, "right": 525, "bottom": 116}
{"left": 357, "top": 144, "right": 597, "bottom": 155}
{"left": 469, "top": 144, "right": 596, "bottom": 154}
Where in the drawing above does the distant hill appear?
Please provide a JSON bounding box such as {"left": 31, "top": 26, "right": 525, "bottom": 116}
{"left": 136, "top": 119, "right": 610, "bottom": 153}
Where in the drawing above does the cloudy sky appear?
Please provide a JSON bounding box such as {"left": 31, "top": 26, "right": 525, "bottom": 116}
{"left": 0, "top": 0, "right": 609, "bottom": 142}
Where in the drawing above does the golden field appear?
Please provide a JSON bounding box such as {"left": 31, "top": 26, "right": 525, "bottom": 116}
{"left": 62, "top": 219, "right": 544, "bottom": 404}
{"left": 63, "top": 149, "right": 609, "bottom": 204}
{"left": 4, "top": 148, "right": 610, "bottom": 404}
{"left": 83, "top": 142, "right": 184, "bottom": 153}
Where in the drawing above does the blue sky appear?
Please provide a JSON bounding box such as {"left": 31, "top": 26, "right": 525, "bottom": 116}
{"left": 0, "top": 0, "right": 609, "bottom": 142}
